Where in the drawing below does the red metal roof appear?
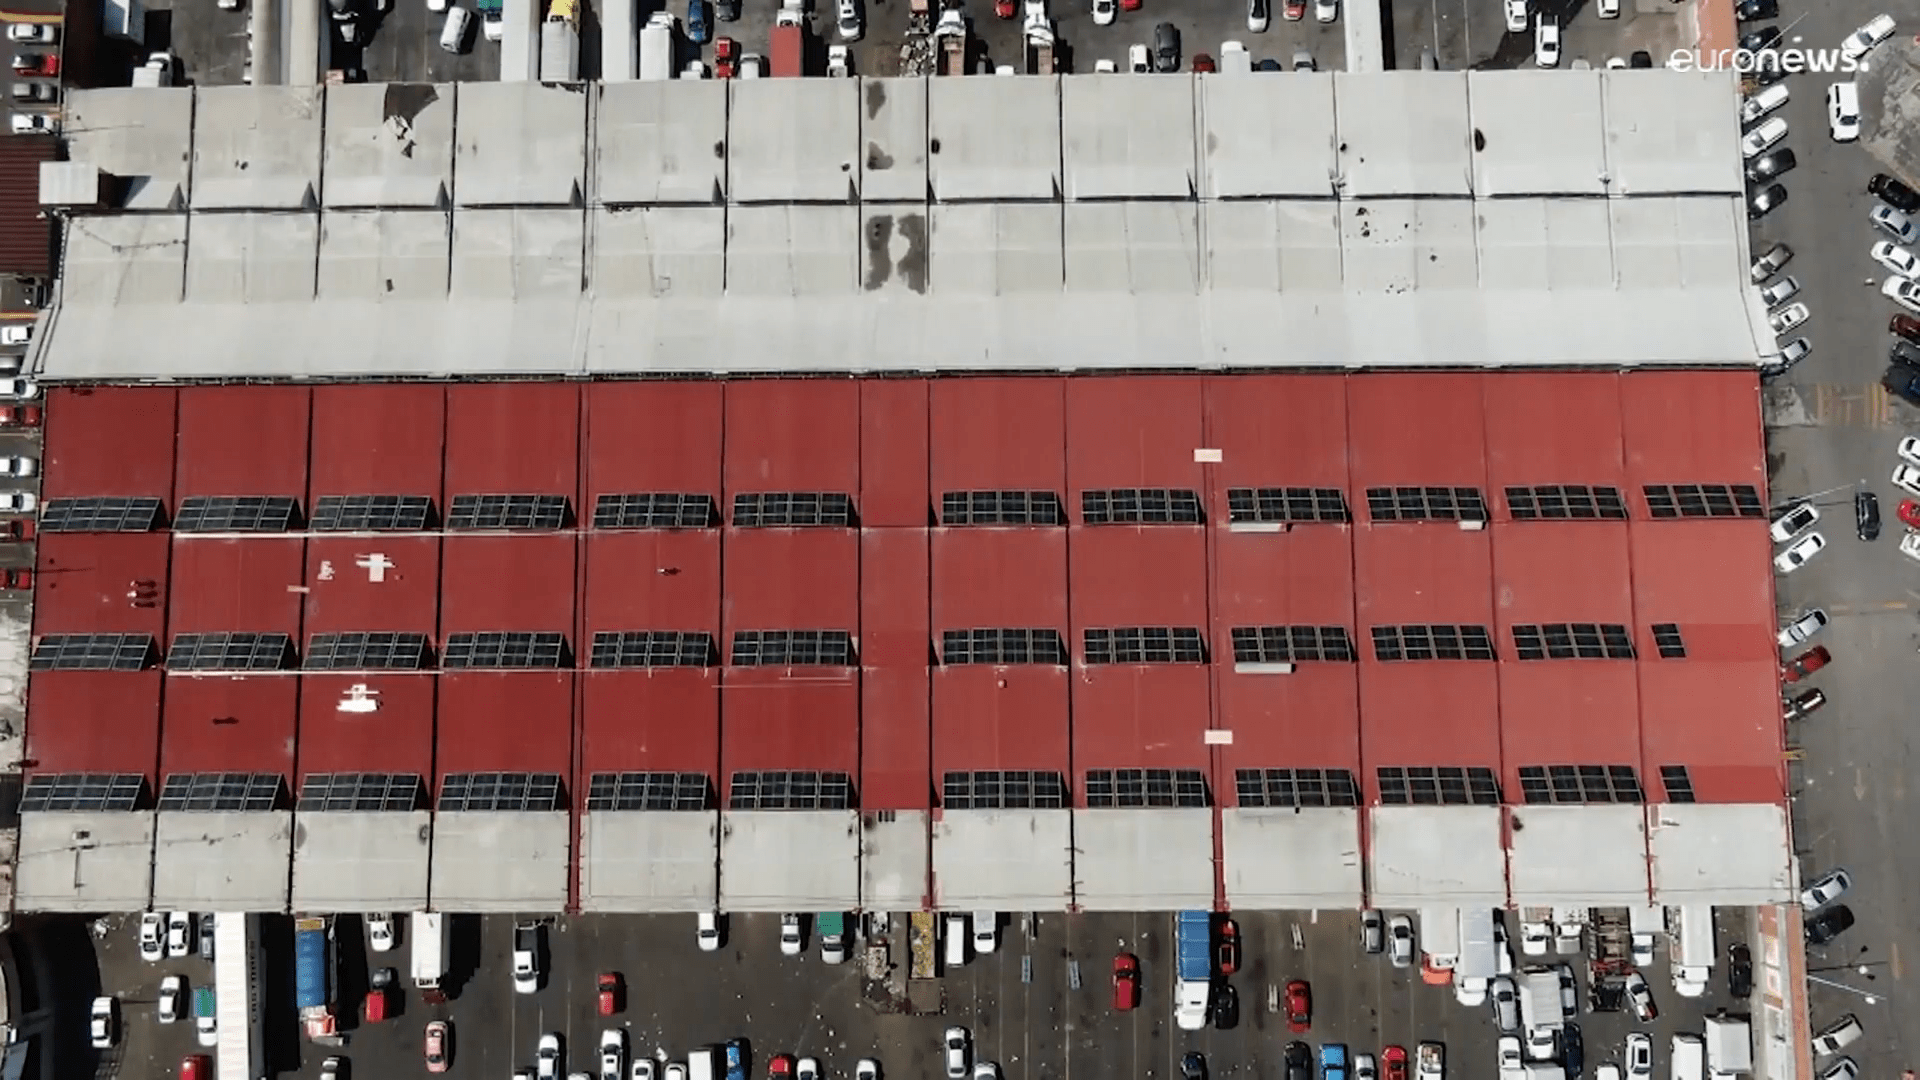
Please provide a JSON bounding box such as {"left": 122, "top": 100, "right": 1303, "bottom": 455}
{"left": 41, "top": 387, "right": 177, "bottom": 498}
{"left": 1493, "top": 525, "right": 1634, "bottom": 627}
{"left": 434, "top": 673, "right": 573, "bottom": 780}
{"left": 160, "top": 677, "right": 298, "bottom": 774}
{"left": 1066, "top": 376, "right": 1207, "bottom": 490}
{"left": 34, "top": 535, "right": 169, "bottom": 635}
{"left": 584, "top": 382, "right": 724, "bottom": 495}
{"left": 583, "top": 533, "right": 720, "bottom": 633}
{"left": 25, "top": 673, "right": 161, "bottom": 776}
{"left": 1071, "top": 667, "right": 1212, "bottom": 780}
{"left": 296, "top": 676, "right": 436, "bottom": 777}
{"left": 168, "top": 539, "right": 304, "bottom": 634}
{"left": 1348, "top": 374, "right": 1489, "bottom": 488}
{"left": 308, "top": 383, "right": 446, "bottom": 495}
{"left": 931, "top": 668, "right": 1071, "bottom": 773}
{"left": 1621, "top": 370, "right": 1767, "bottom": 486}
{"left": 861, "top": 532, "right": 930, "bottom": 807}
{"left": 723, "top": 380, "right": 861, "bottom": 494}
{"left": 1203, "top": 374, "right": 1350, "bottom": 493}
{"left": 860, "top": 380, "right": 932, "bottom": 528}
{"left": 1355, "top": 526, "right": 1495, "bottom": 624}
{"left": 175, "top": 386, "right": 312, "bottom": 496}
{"left": 0, "top": 135, "right": 55, "bottom": 277}
{"left": 444, "top": 382, "right": 580, "bottom": 497}
{"left": 1629, "top": 522, "right": 1774, "bottom": 660}
{"left": 1496, "top": 663, "right": 1642, "bottom": 787}
{"left": 1217, "top": 666, "right": 1360, "bottom": 786}
{"left": 439, "top": 536, "right": 577, "bottom": 634}
{"left": 1482, "top": 372, "right": 1627, "bottom": 495}
{"left": 929, "top": 377, "right": 1067, "bottom": 492}
{"left": 303, "top": 538, "right": 442, "bottom": 633}
{"left": 578, "top": 671, "right": 718, "bottom": 773}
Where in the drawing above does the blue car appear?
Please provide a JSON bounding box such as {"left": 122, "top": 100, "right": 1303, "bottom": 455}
{"left": 687, "top": 0, "right": 712, "bottom": 43}
{"left": 1320, "top": 1045, "right": 1348, "bottom": 1080}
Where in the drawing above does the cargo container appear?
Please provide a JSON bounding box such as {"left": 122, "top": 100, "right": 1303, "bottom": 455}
{"left": 1173, "top": 911, "right": 1211, "bottom": 1030}
{"left": 640, "top": 11, "right": 675, "bottom": 79}
{"left": 499, "top": 0, "right": 539, "bottom": 81}
{"left": 294, "top": 916, "right": 337, "bottom": 1043}
{"left": 1023, "top": 14, "right": 1052, "bottom": 72}
{"left": 818, "top": 913, "right": 849, "bottom": 965}
{"left": 934, "top": 8, "right": 967, "bottom": 73}
{"left": 410, "top": 913, "right": 448, "bottom": 1001}
{"left": 770, "top": 13, "right": 803, "bottom": 75}
{"left": 103, "top": 0, "right": 144, "bottom": 41}
{"left": 601, "top": 0, "right": 636, "bottom": 78}
{"left": 540, "top": 17, "right": 579, "bottom": 79}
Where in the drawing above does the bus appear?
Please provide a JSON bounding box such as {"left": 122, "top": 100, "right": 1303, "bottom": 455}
{"left": 214, "top": 913, "right": 267, "bottom": 1080}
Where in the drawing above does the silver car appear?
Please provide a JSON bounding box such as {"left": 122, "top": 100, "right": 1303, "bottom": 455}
{"left": 1387, "top": 915, "right": 1414, "bottom": 968}
{"left": 1490, "top": 976, "right": 1520, "bottom": 1033}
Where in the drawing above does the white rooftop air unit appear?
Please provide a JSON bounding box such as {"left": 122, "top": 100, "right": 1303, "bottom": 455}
{"left": 336, "top": 684, "right": 380, "bottom": 713}
{"left": 1458, "top": 517, "right": 1487, "bottom": 531}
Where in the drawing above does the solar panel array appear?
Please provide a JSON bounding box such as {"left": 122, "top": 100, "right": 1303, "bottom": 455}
{"left": 1642, "top": 483, "right": 1765, "bottom": 519}
{"left": 1083, "top": 767, "right": 1209, "bottom": 808}
{"left": 1225, "top": 487, "right": 1350, "bottom": 524}
{"left": 729, "top": 630, "right": 856, "bottom": 666}
{"left": 1659, "top": 765, "right": 1696, "bottom": 803}
{"left": 1511, "top": 623, "right": 1636, "bottom": 661}
{"left": 19, "top": 772, "right": 146, "bottom": 812}
{"left": 732, "top": 492, "right": 855, "bottom": 528}
{"left": 157, "top": 772, "right": 284, "bottom": 812}
{"left": 309, "top": 494, "right": 435, "bottom": 531}
{"left": 585, "top": 771, "right": 712, "bottom": 811}
{"left": 305, "top": 632, "right": 433, "bottom": 670}
{"left": 941, "top": 770, "right": 1067, "bottom": 810}
{"left": 437, "top": 772, "right": 565, "bottom": 812}
{"left": 939, "top": 490, "right": 1066, "bottom": 527}
{"left": 1080, "top": 488, "right": 1204, "bottom": 525}
{"left": 1518, "top": 764, "right": 1645, "bottom": 805}
{"left": 727, "top": 770, "right": 855, "bottom": 810}
{"left": 589, "top": 631, "right": 717, "bottom": 668}
{"left": 297, "top": 772, "right": 424, "bottom": 812}
{"left": 1369, "top": 624, "right": 1496, "bottom": 662}
{"left": 40, "top": 496, "right": 164, "bottom": 533}
{"left": 172, "top": 495, "right": 299, "bottom": 533}
{"left": 1083, "top": 627, "right": 1206, "bottom": 664}
{"left": 1234, "top": 768, "right": 1361, "bottom": 808}
{"left": 447, "top": 494, "right": 571, "bottom": 530}
{"left": 441, "top": 632, "right": 570, "bottom": 669}
{"left": 1504, "top": 485, "right": 1629, "bottom": 521}
{"left": 1375, "top": 766, "right": 1502, "bottom": 806}
{"left": 1366, "top": 486, "right": 1490, "bottom": 523}
{"left": 166, "top": 632, "right": 293, "bottom": 672}
{"left": 593, "top": 493, "right": 720, "bottom": 529}
{"left": 30, "top": 633, "right": 155, "bottom": 671}
{"left": 1230, "top": 626, "right": 1356, "bottom": 664}
{"left": 940, "top": 628, "right": 1068, "bottom": 665}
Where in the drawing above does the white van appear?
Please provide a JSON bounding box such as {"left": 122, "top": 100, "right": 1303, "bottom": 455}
{"left": 944, "top": 914, "right": 967, "bottom": 968}
{"left": 1740, "top": 83, "right": 1789, "bottom": 126}
{"left": 689, "top": 1047, "right": 717, "bottom": 1080}
{"left": 439, "top": 6, "right": 471, "bottom": 52}
{"left": 1672, "top": 1034, "right": 1706, "bottom": 1080}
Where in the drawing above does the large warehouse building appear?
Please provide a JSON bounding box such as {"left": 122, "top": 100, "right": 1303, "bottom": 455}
{"left": 11, "top": 68, "right": 1791, "bottom": 916}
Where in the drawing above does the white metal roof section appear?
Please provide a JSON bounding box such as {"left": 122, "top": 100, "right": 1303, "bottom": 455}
{"left": 1368, "top": 805, "right": 1507, "bottom": 907}
{"left": 59, "top": 215, "right": 187, "bottom": 305}
{"left": 726, "top": 205, "right": 860, "bottom": 296}
{"left": 1603, "top": 69, "right": 1742, "bottom": 195}
{"left": 1206, "top": 200, "right": 1341, "bottom": 291}
{"left": 1334, "top": 71, "right": 1472, "bottom": 197}
{"left": 594, "top": 81, "right": 728, "bottom": 205}
{"left": 65, "top": 87, "right": 195, "bottom": 211}
{"left": 1612, "top": 196, "right": 1745, "bottom": 290}
{"left": 1507, "top": 804, "right": 1650, "bottom": 906}
{"left": 451, "top": 208, "right": 586, "bottom": 300}
{"left": 578, "top": 812, "right": 718, "bottom": 912}
{"left": 860, "top": 811, "right": 930, "bottom": 911}
{"left": 322, "top": 83, "right": 454, "bottom": 209}
{"left": 1477, "top": 199, "right": 1616, "bottom": 291}
{"left": 186, "top": 212, "right": 320, "bottom": 303}
{"left": 861, "top": 204, "right": 932, "bottom": 297}
{"left": 429, "top": 811, "right": 570, "bottom": 911}
{"left": 719, "top": 811, "right": 860, "bottom": 911}
{"left": 1648, "top": 803, "right": 1792, "bottom": 905}
{"left": 860, "top": 78, "right": 930, "bottom": 203}
{"left": 928, "top": 77, "right": 1061, "bottom": 202}
{"left": 728, "top": 79, "right": 861, "bottom": 204}
{"left": 589, "top": 206, "right": 725, "bottom": 299}
{"left": 1073, "top": 809, "right": 1213, "bottom": 910}
{"left": 14, "top": 812, "right": 152, "bottom": 912}
{"left": 1221, "top": 808, "right": 1363, "bottom": 908}
{"left": 927, "top": 203, "right": 1063, "bottom": 295}
{"left": 1201, "top": 76, "right": 1336, "bottom": 198}
{"left": 290, "top": 812, "right": 431, "bottom": 912}
{"left": 1467, "top": 71, "right": 1606, "bottom": 196}
{"left": 318, "top": 210, "right": 454, "bottom": 299}
{"left": 932, "top": 810, "right": 1072, "bottom": 911}
{"left": 190, "top": 86, "right": 323, "bottom": 211}
{"left": 1061, "top": 76, "right": 1195, "bottom": 200}
{"left": 1341, "top": 199, "right": 1479, "bottom": 293}
{"left": 151, "top": 812, "right": 292, "bottom": 911}
{"left": 1064, "top": 202, "right": 1199, "bottom": 293}
{"left": 453, "top": 82, "right": 587, "bottom": 208}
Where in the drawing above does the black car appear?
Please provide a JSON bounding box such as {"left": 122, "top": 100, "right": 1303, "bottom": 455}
{"left": 1870, "top": 173, "right": 1920, "bottom": 213}
{"left": 1284, "top": 1043, "right": 1313, "bottom": 1080}
{"left": 1257, "top": 57, "right": 1282, "bottom": 70}
{"left": 1805, "top": 904, "right": 1856, "bottom": 946}
{"left": 1752, "top": 61, "right": 1788, "bottom": 86}
{"left": 1740, "top": 26, "right": 1782, "bottom": 51}
{"left": 1212, "top": 982, "right": 1240, "bottom": 1030}
{"left": 1886, "top": 365, "right": 1920, "bottom": 406}
{"left": 1182, "top": 1053, "right": 1208, "bottom": 1080}
{"left": 1857, "top": 491, "right": 1882, "bottom": 542}
{"left": 1630, "top": 49, "right": 1653, "bottom": 67}
{"left": 1748, "top": 184, "right": 1787, "bottom": 220}
{"left": 1154, "top": 21, "right": 1181, "bottom": 72}
{"left": 716, "top": 0, "right": 740, "bottom": 18}
{"left": 1562, "top": 1023, "right": 1585, "bottom": 1079}
{"left": 1747, "top": 148, "right": 1797, "bottom": 184}
{"left": 1727, "top": 943, "right": 1755, "bottom": 998}
{"left": 1734, "top": 0, "right": 1777, "bottom": 19}
{"left": 1784, "top": 687, "right": 1827, "bottom": 721}
{"left": 1892, "top": 340, "right": 1920, "bottom": 370}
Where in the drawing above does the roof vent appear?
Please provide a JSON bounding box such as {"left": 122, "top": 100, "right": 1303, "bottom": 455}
{"left": 1457, "top": 517, "right": 1487, "bottom": 531}
{"left": 1233, "top": 661, "right": 1295, "bottom": 675}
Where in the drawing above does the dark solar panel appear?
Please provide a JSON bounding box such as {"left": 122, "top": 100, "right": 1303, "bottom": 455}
{"left": 727, "top": 770, "right": 855, "bottom": 810}
{"left": 39, "top": 496, "right": 164, "bottom": 533}
{"left": 19, "top": 772, "right": 146, "bottom": 812}
{"left": 585, "top": 771, "right": 712, "bottom": 811}
{"left": 1511, "top": 623, "right": 1635, "bottom": 661}
{"left": 441, "top": 632, "right": 569, "bottom": 669}
{"left": 589, "top": 631, "right": 716, "bottom": 668}
{"left": 731, "top": 492, "right": 855, "bottom": 528}
{"left": 166, "top": 632, "right": 293, "bottom": 672}
{"left": 1225, "top": 487, "right": 1350, "bottom": 524}
{"left": 1234, "top": 768, "right": 1359, "bottom": 808}
{"left": 172, "top": 495, "right": 299, "bottom": 533}
{"left": 296, "top": 772, "right": 424, "bottom": 812}
{"left": 1083, "top": 768, "right": 1210, "bottom": 808}
{"left": 1080, "top": 488, "right": 1204, "bottom": 525}
{"left": 1082, "top": 627, "right": 1205, "bottom": 664}
{"left": 437, "top": 772, "right": 564, "bottom": 812}
{"left": 1369, "top": 624, "right": 1496, "bottom": 661}
{"left": 729, "top": 630, "right": 856, "bottom": 666}
{"left": 1365, "top": 486, "right": 1489, "bottom": 523}
{"left": 30, "top": 633, "right": 155, "bottom": 671}
{"left": 305, "top": 632, "right": 432, "bottom": 671}
{"left": 446, "top": 494, "right": 570, "bottom": 531}
{"left": 1651, "top": 623, "right": 1686, "bottom": 659}
{"left": 309, "top": 494, "right": 434, "bottom": 532}
{"left": 1230, "top": 626, "right": 1355, "bottom": 664}
{"left": 1518, "top": 764, "right": 1645, "bottom": 805}
{"left": 940, "top": 770, "right": 1066, "bottom": 810}
{"left": 1504, "top": 485, "right": 1629, "bottom": 521}
{"left": 157, "top": 772, "right": 284, "bottom": 812}
{"left": 1375, "top": 766, "right": 1502, "bottom": 806}
{"left": 940, "top": 628, "right": 1068, "bottom": 665}
{"left": 939, "top": 491, "right": 1065, "bottom": 527}
{"left": 592, "top": 493, "right": 718, "bottom": 529}
{"left": 1659, "top": 765, "right": 1696, "bottom": 803}
{"left": 1642, "top": 484, "right": 1766, "bottom": 520}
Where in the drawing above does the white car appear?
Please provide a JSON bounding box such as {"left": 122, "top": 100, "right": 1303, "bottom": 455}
{"left": 5, "top": 23, "right": 54, "bottom": 42}
{"left": 1812, "top": 1015, "right": 1863, "bottom": 1058}
{"left": 1455, "top": 976, "right": 1488, "bottom": 1007}
{"left": 1769, "top": 303, "right": 1809, "bottom": 336}
{"left": 1759, "top": 275, "right": 1800, "bottom": 307}
{"left": 1802, "top": 868, "right": 1851, "bottom": 909}
{"left": 1246, "top": 0, "right": 1267, "bottom": 31}
{"left": 1525, "top": 1026, "right": 1557, "bottom": 1062}
{"left": 1888, "top": 276, "right": 1920, "bottom": 313}
{"left": 1901, "top": 435, "right": 1920, "bottom": 467}
{"left": 1315, "top": 0, "right": 1336, "bottom": 19}
{"left": 697, "top": 911, "right": 722, "bottom": 950}
{"left": 1778, "top": 609, "right": 1828, "bottom": 647}
{"left": 1520, "top": 921, "right": 1551, "bottom": 956}
{"left": 0, "top": 325, "right": 28, "bottom": 347}
{"left": 972, "top": 911, "right": 997, "bottom": 954}
{"left": 600, "top": 1029, "right": 626, "bottom": 1080}
{"left": 1626, "top": 1034, "right": 1653, "bottom": 1079}
{"left": 367, "top": 912, "right": 395, "bottom": 952}
{"left": 836, "top": 0, "right": 861, "bottom": 40}
{"left": 1606, "top": 55, "right": 1626, "bottom": 68}
{"left": 1903, "top": 532, "right": 1920, "bottom": 562}
{"left": 1822, "top": 1061, "right": 1861, "bottom": 1080}
{"left": 1876, "top": 241, "right": 1920, "bottom": 280}
{"left": 537, "top": 1034, "right": 563, "bottom": 1080}
{"left": 428, "top": 0, "right": 447, "bottom": 11}
{"left": 1770, "top": 501, "right": 1819, "bottom": 544}
{"left": 1388, "top": 915, "right": 1414, "bottom": 968}
{"left": 90, "top": 996, "right": 116, "bottom": 1049}
{"left": 1841, "top": 14, "right": 1896, "bottom": 63}
{"left": 1094, "top": 58, "right": 1116, "bottom": 71}
{"left": 1129, "top": 43, "right": 1150, "bottom": 71}
{"left": 1533, "top": 15, "right": 1559, "bottom": 66}
{"left": 159, "top": 975, "right": 182, "bottom": 1023}
{"left": 945, "top": 1027, "right": 970, "bottom": 1080}
{"left": 0, "top": 492, "right": 34, "bottom": 514}
{"left": 1742, "top": 116, "right": 1788, "bottom": 159}
{"left": 1491, "top": 976, "right": 1521, "bottom": 1033}
{"left": 780, "top": 914, "right": 803, "bottom": 955}
{"left": 665, "top": 1065, "right": 687, "bottom": 1080}
{"left": 1504, "top": 0, "right": 1526, "bottom": 31}
{"left": 167, "top": 912, "right": 192, "bottom": 958}
{"left": 797, "top": 1060, "right": 820, "bottom": 1080}
{"left": 1354, "top": 1056, "right": 1377, "bottom": 1080}
{"left": 196, "top": 1006, "right": 217, "bottom": 1047}
{"left": 1829, "top": 81, "right": 1861, "bottom": 142}
{"left": 1093, "top": 0, "right": 1114, "bottom": 24}
{"left": 0, "top": 378, "right": 35, "bottom": 400}
{"left": 635, "top": 1063, "right": 657, "bottom": 1080}
{"left": 1873, "top": 204, "right": 1919, "bottom": 244}
{"left": 856, "top": 1061, "right": 881, "bottom": 1080}
{"left": 1774, "top": 532, "right": 1826, "bottom": 574}
{"left": 8, "top": 113, "right": 50, "bottom": 135}
{"left": 1597, "top": 0, "right": 1617, "bottom": 15}
{"left": 1497, "top": 1037, "right": 1524, "bottom": 1080}
{"left": 139, "top": 912, "right": 165, "bottom": 962}
{"left": 1624, "top": 971, "right": 1657, "bottom": 1021}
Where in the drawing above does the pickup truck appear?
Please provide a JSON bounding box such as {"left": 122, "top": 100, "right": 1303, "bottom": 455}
{"left": 512, "top": 923, "right": 542, "bottom": 994}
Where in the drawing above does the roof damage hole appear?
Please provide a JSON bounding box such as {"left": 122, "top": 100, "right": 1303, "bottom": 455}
{"left": 381, "top": 84, "right": 438, "bottom": 125}
{"left": 929, "top": 137, "right": 941, "bottom": 154}
{"left": 1473, "top": 128, "right": 1486, "bottom": 152}
{"left": 865, "top": 80, "right": 887, "bottom": 118}
{"left": 713, "top": 141, "right": 725, "bottom": 159}
{"left": 898, "top": 214, "right": 928, "bottom": 295}
{"left": 864, "top": 216, "right": 894, "bottom": 291}
{"left": 868, "top": 142, "right": 894, "bottom": 171}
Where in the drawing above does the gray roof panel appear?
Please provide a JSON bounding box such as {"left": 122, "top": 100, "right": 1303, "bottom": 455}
{"left": 1072, "top": 808, "right": 1214, "bottom": 910}
{"left": 1477, "top": 198, "right": 1616, "bottom": 291}
{"left": 152, "top": 810, "right": 293, "bottom": 911}
{"left": 860, "top": 810, "right": 930, "bottom": 910}
{"left": 428, "top": 811, "right": 572, "bottom": 911}
{"left": 453, "top": 82, "right": 587, "bottom": 208}
{"left": 1507, "top": 804, "right": 1650, "bottom": 906}
{"left": 290, "top": 811, "right": 432, "bottom": 912}
{"left": 1468, "top": 70, "right": 1608, "bottom": 196}
{"left": 318, "top": 209, "right": 453, "bottom": 300}
{"left": 1222, "top": 808, "right": 1364, "bottom": 908}
{"left": 1064, "top": 202, "right": 1199, "bottom": 293}
{"left": 927, "top": 202, "right": 1063, "bottom": 296}
{"left": 1649, "top": 803, "right": 1792, "bottom": 905}
{"left": 322, "top": 82, "right": 454, "bottom": 209}
{"left": 450, "top": 208, "right": 587, "bottom": 301}
{"left": 1334, "top": 71, "right": 1472, "bottom": 197}
{"left": 929, "top": 77, "right": 1061, "bottom": 202}
{"left": 186, "top": 212, "right": 320, "bottom": 304}
{"left": 728, "top": 79, "right": 861, "bottom": 203}
{"left": 726, "top": 205, "right": 860, "bottom": 297}
{"left": 860, "top": 78, "right": 931, "bottom": 203}
{"left": 1367, "top": 805, "right": 1507, "bottom": 907}
{"left": 191, "top": 86, "right": 324, "bottom": 211}
{"left": 61, "top": 214, "right": 187, "bottom": 306}
{"left": 1062, "top": 75, "right": 1196, "bottom": 200}
{"left": 932, "top": 809, "right": 1074, "bottom": 911}
{"left": 595, "top": 80, "right": 728, "bottom": 205}
{"left": 14, "top": 811, "right": 154, "bottom": 912}
{"left": 1201, "top": 74, "right": 1337, "bottom": 198}
{"left": 66, "top": 87, "right": 196, "bottom": 211}
{"left": 718, "top": 811, "right": 861, "bottom": 911}
{"left": 579, "top": 811, "right": 719, "bottom": 912}
{"left": 1603, "top": 69, "right": 1743, "bottom": 195}
{"left": 590, "top": 205, "right": 726, "bottom": 300}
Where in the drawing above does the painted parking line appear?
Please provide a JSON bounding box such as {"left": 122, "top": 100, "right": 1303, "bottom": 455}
{"left": 1810, "top": 383, "right": 1899, "bottom": 427}
{"left": 1816, "top": 601, "right": 1912, "bottom": 615}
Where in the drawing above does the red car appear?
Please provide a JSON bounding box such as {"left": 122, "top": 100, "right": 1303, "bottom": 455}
{"left": 3, "top": 519, "right": 32, "bottom": 543}
{"left": 180, "top": 1057, "right": 211, "bottom": 1080}
{"left": 424, "top": 1020, "right": 450, "bottom": 1074}
{"left": 1284, "top": 979, "right": 1311, "bottom": 1032}
{"left": 1283, "top": 0, "right": 1305, "bottom": 17}
{"left": 1382, "top": 1046, "right": 1408, "bottom": 1080}
{"left": 1, "top": 569, "right": 30, "bottom": 591}
{"left": 1901, "top": 499, "right": 1920, "bottom": 531}
{"left": 1112, "top": 952, "right": 1140, "bottom": 1010}
{"left": 1781, "top": 646, "right": 1830, "bottom": 683}
{"left": 995, "top": 0, "right": 1015, "bottom": 16}
{"left": 363, "top": 986, "right": 387, "bottom": 1023}
{"left": 13, "top": 53, "right": 56, "bottom": 76}
{"left": 598, "top": 972, "right": 622, "bottom": 1015}
{"left": 1119, "top": 0, "right": 1141, "bottom": 11}
{"left": 714, "top": 37, "right": 738, "bottom": 78}
{"left": 1215, "top": 919, "right": 1239, "bottom": 975}
{"left": 1191, "top": 52, "right": 1215, "bottom": 72}
{"left": 1894, "top": 314, "right": 1920, "bottom": 343}
{"left": 770, "top": 1056, "right": 796, "bottom": 1078}
{"left": 0, "top": 405, "right": 38, "bottom": 428}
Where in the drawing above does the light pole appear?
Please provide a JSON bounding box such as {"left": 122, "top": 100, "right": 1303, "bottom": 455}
{"left": 1806, "top": 974, "right": 1881, "bottom": 1004}
{"left": 1773, "top": 480, "right": 1865, "bottom": 510}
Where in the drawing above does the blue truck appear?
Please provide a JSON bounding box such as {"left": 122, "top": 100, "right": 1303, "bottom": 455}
{"left": 294, "top": 916, "right": 339, "bottom": 1042}
{"left": 724, "top": 1038, "right": 749, "bottom": 1080}
{"left": 1174, "top": 911, "right": 1212, "bottom": 1030}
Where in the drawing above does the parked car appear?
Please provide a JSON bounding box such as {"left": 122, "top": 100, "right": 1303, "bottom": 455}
{"left": 1734, "top": 0, "right": 1776, "bottom": 18}
{"left": 1893, "top": 314, "right": 1920, "bottom": 341}
{"left": 945, "top": 1027, "right": 970, "bottom": 1080}
{"left": 1182, "top": 1054, "right": 1208, "bottom": 1080}
{"left": 1784, "top": 688, "right": 1827, "bottom": 721}
{"left": 1215, "top": 919, "right": 1239, "bottom": 975}
{"left": 1630, "top": 49, "right": 1652, "bottom": 67}
{"left": 1504, "top": 0, "right": 1526, "bottom": 31}
{"left": 1153, "top": 22, "right": 1180, "bottom": 71}
{"left": 1858, "top": 491, "right": 1883, "bottom": 541}
{"left": 1805, "top": 905, "right": 1856, "bottom": 945}
{"left": 1742, "top": 117, "right": 1788, "bottom": 158}
{"left": 140, "top": 912, "right": 166, "bottom": 962}
{"left": 1759, "top": 275, "right": 1801, "bottom": 307}
{"left": 598, "top": 972, "right": 622, "bottom": 1015}
{"left": 1887, "top": 276, "right": 1920, "bottom": 313}
{"left": 1887, "top": 365, "right": 1920, "bottom": 405}
{"left": 1285, "top": 979, "right": 1312, "bottom": 1032}
{"left": 1313, "top": 0, "right": 1335, "bottom": 20}
{"left": 159, "top": 976, "right": 183, "bottom": 1023}
{"left": 1727, "top": 943, "right": 1754, "bottom": 998}
{"left": 1781, "top": 646, "right": 1831, "bottom": 683}
{"left": 1491, "top": 976, "right": 1520, "bottom": 1033}
{"left": 1533, "top": 15, "right": 1559, "bottom": 66}
{"left": 1285, "top": 0, "right": 1306, "bottom": 18}
{"left": 1770, "top": 500, "right": 1819, "bottom": 543}
{"left": 367, "top": 913, "right": 395, "bottom": 952}
{"left": 1779, "top": 609, "right": 1829, "bottom": 648}
{"left": 1811, "top": 1015, "right": 1863, "bottom": 1057}
{"left": 779, "top": 914, "right": 802, "bottom": 955}
{"left": 1739, "top": 25, "right": 1781, "bottom": 51}
{"left": 425, "top": 1020, "right": 451, "bottom": 1073}
{"left": 1748, "top": 181, "right": 1786, "bottom": 219}
{"left": 1112, "top": 953, "right": 1140, "bottom": 1010}
{"left": 537, "top": 1033, "right": 563, "bottom": 1080}
{"left": 1774, "top": 532, "right": 1826, "bottom": 573}
{"left": 1747, "top": 147, "right": 1796, "bottom": 184}
{"left": 1872, "top": 173, "right": 1920, "bottom": 212}
{"left": 1191, "top": 52, "right": 1215, "bottom": 72}
{"left": 1361, "top": 910, "right": 1384, "bottom": 954}
{"left": 90, "top": 997, "right": 117, "bottom": 1049}
{"left": 1874, "top": 204, "right": 1919, "bottom": 244}
{"left": 167, "top": 913, "right": 192, "bottom": 959}
{"left": 1751, "top": 242, "right": 1793, "bottom": 283}
{"left": 1246, "top": 0, "right": 1267, "bottom": 31}
{"left": 1802, "top": 868, "right": 1851, "bottom": 910}
{"left": 1769, "top": 301, "right": 1808, "bottom": 334}
{"left": 836, "top": 0, "right": 861, "bottom": 40}
{"left": 1829, "top": 80, "right": 1862, "bottom": 142}
{"left": 1212, "top": 982, "right": 1239, "bottom": 1030}
{"left": 10, "top": 81, "right": 54, "bottom": 102}
{"left": 1842, "top": 14, "right": 1896, "bottom": 63}
{"left": 6, "top": 23, "right": 55, "bottom": 42}
{"left": 1622, "top": 972, "right": 1657, "bottom": 1021}
{"left": 1388, "top": 916, "right": 1414, "bottom": 967}
{"left": 686, "top": 0, "right": 711, "bottom": 42}
{"left": 1895, "top": 463, "right": 1920, "bottom": 498}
